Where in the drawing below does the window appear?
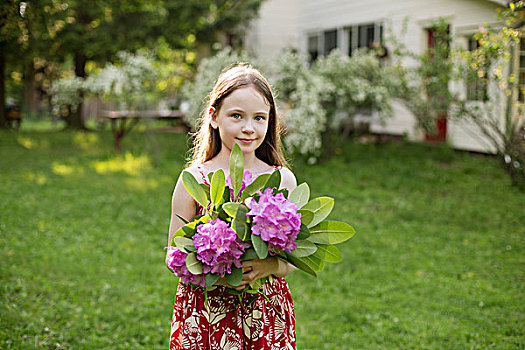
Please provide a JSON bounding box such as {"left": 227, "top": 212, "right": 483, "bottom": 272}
{"left": 308, "top": 34, "right": 319, "bottom": 62}
{"left": 324, "top": 30, "right": 338, "bottom": 55}
{"left": 307, "top": 22, "right": 383, "bottom": 61}
{"left": 348, "top": 23, "right": 383, "bottom": 56}
{"left": 466, "top": 36, "right": 488, "bottom": 101}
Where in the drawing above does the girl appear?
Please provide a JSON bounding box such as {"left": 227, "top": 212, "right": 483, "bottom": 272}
{"left": 166, "top": 64, "right": 297, "bottom": 349}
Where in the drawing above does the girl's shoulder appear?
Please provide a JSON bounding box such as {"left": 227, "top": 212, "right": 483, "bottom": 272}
{"left": 181, "top": 164, "right": 210, "bottom": 185}
{"left": 277, "top": 165, "right": 297, "bottom": 191}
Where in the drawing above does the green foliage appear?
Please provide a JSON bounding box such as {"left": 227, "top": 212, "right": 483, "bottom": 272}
{"left": 229, "top": 143, "right": 244, "bottom": 200}
{"left": 252, "top": 234, "right": 268, "bottom": 259}
{"left": 185, "top": 253, "right": 203, "bottom": 275}
{"left": 301, "top": 197, "right": 335, "bottom": 228}
{"left": 1, "top": 129, "right": 523, "bottom": 349}
{"left": 452, "top": 4, "right": 524, "bottom": 189}
{"left": 210, "top": 169, "right": 225, "bottom": 206}
{"left": 289, "top": 182, "right": 310, "bottom": 208}
{"left": 181, "top": 170, "right": 208, "bottom": 208}
{"left": 390, "top": 9, "right": 524, "bottom": 189}
{"left": 50, "top": 51, "right": 159, "bottom": 114}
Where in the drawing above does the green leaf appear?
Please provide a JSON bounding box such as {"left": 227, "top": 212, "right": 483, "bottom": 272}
{"left": 231, "top": 218, "right": 247, "bottom": 241}
{"left": 283, "top": 252, "right": 317, "bottom": 277}
{"left": 252, "top": 234, "right": 268, "bottom": 259}
{"left": 222, "top": 202, "right": 240, "bottom": 217}
{"left": 205, "top": 273, "right": 220, "bottom": 287}
{"left": 314, "top": 244, "right": 342, "bottom": 263}
{"left": 175, "top": 214, "right": 211, "bottom": 239}
{"left": 302, "top": 197, "right": 335, "bottom": 228}
{"left": 289, "top": 182, "right": 310, "bottom": 208}
{"left": 241, "top": 247, "right": 258, "bottom": 261}
{"left": 225, "top": 266, "right": 243, "bottom": 286}
{"left": 296, "top": 223, "right": 311, "bottom": 240}
{"left": 181, "top": 225, "right": 195, "bottom": 238}
{"left": 223, "top": 186, "right": 231, "bottom": 202}
{"left": 302, "top": 254, "right": 325, "bottom": 271}
{"left": 240, "top": 173, "right": 271, "bottom": 201}
{"left": 199, "top": 183, "right": 210, "bottom": 201}
{"left": 174, "top": 213, "right": 189, "bottom": 224}
{"left": 210, "top": 169, "right": 225, "bottom": 206}
{"left": 307, "top": 221, "right": 356, "bottom": 244}
{"left": 182, "top": 171, "right": 209, "bottom": 208}
{"left": 298, "top": 209, "right": 314, "bottom": 227}
{"left": 264, "top": 169, "right": 281, "bottom": 190}
{"left": 248, "top": 277, "right": 267, "bottom": 291}
{"left": 185, "top": 252, "right": 203, "bottom": 275}
{"left": 289, "top": 240, "right": 317, "bottom": 257}
{"left": 173, "top": 236, "right": 194, "bottom": 252}
{"left": 207, "top": 171, "right": 215, "bottom": 185}
{"left": 235, "top": 204, "right": 249, "bottom": 222}
{"left": 230, "top": 143, "right": 244, "bottom": 200}
{"left": 222, "top": 202, "right": 248, "bottom": 222}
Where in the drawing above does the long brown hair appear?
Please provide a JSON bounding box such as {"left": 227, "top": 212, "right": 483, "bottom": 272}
{"left": 187, "top": 63, "right": 289, "bottom": 168}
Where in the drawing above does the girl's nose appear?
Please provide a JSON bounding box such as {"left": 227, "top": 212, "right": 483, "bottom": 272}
{"left": 241, "top": 120, "right": 255, "bottom": 133}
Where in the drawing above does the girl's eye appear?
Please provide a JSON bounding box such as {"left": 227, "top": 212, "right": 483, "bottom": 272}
{"left": 255, "top": 115, "right": 266, "bottom": 121}
{"left": 231, "top": 113, "right": 242, "bottom": 119}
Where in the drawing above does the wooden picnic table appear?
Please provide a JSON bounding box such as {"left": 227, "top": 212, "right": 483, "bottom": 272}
{"left": 102, "top": 110, "right": 186, "bottom": 152}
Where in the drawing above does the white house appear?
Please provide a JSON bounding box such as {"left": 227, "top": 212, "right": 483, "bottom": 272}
{"left": 244, "top": 0, "right": 523, "bottom": 154}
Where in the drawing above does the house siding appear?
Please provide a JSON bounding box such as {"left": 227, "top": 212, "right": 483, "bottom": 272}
{"left": 245, "top": 0, "right": 507, "bottom": 153}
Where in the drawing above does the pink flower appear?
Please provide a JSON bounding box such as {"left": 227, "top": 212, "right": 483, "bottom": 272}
{"left": 246, "top": 188, "right": 301, "bottom": 252}
{"left": 226, "top": 171, "right": 254, "bottom": 201}
{"left": 166, "top": 246, "right": 205, "bottom": 287}
{"left": 193, "top": 219, "right": 248, "bottom": 277}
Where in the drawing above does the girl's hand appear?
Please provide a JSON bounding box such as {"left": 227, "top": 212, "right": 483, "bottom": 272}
{"left": 228, "top": 257, "right": 294, "bottom": 291}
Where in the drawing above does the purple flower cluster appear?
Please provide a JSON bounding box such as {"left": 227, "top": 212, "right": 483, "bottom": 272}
{"left": 166, "top": 246, "right": 205, "bottom": 287}
{"left": 226, "top": 171, "right": 253, "bottom": 201}
{"left": 193, "top": 219, "right": 248, "bottom": 277}
{"left": 246, "top": 188, "right": 301, "bottom": 252}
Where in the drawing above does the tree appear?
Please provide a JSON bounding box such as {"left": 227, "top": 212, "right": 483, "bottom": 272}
{"left": 0, "top": 0, "right": 71, "bottom": 129}
{"left": 454, "top": 2, "right": 524, "bottom": 188}
{"left": 46, "top": 0, "right": 266, "bottom": 129}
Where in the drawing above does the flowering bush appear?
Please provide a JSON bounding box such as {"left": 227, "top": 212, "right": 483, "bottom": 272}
{"left": 181, "top": 47, "right": 404, "bottom": 158}
{"left": 50, "top": 51, "right": 159, "bottom": 115}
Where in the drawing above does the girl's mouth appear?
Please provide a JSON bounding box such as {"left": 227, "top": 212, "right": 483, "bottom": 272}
{"left": 237, "top": 138, "right": 255, "bottom": 144}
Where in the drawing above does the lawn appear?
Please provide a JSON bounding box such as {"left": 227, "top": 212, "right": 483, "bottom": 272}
{"left": 1, "top": 127, "right": 523, "bottom": 349}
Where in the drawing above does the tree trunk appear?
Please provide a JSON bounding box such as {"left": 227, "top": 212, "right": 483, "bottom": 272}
{"left": 0, "top": 50, "right": 8, "bottom": 129}
{"left": 66, "top": 52, "right": 88, "bottom": 130}
{"left": 23, "top": 62, "right": 39, "bottom": 117}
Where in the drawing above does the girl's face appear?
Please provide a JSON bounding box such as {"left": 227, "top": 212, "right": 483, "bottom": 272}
{"left": 211, "top": 86, "right": 270, "bottom": 155}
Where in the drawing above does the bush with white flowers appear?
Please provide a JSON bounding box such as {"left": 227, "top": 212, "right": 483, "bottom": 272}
{"left": 50, "top": 51, "right": 158, "bottom": 114}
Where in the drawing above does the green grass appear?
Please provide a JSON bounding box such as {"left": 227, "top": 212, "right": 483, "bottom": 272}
{"left": 1, "top": 129, "right": 523, "bottom": 349}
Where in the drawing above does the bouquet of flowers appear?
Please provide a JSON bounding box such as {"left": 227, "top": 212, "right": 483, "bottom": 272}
{"left": 167, "top": 143, "right": 356, "bottom": 292}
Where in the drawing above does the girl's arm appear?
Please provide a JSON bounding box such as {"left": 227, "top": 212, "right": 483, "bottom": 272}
{"left": 166, "top": 172, "right": 197, "bottom": 265}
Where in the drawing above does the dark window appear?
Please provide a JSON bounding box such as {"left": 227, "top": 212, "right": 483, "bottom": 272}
{"left": 358, "top": 24, "right": 375, "bottom": 49}
{"left": 308, "top": 35, "right": 319, "bottom": 62}
{"left": 348, "top": 29, "right": 353, "bottom": 56}
{"left": 348, "top": 23, "right": 383, "bottom": 56}
{"left": 324, "top": 30, "right": 337, "bottom": 55}
{"left": 466, "top": 36, "right": 488, "bottom": 101}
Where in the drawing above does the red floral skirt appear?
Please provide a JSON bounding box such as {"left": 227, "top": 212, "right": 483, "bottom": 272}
{"left": 169, "top": 276, "right": 296, "bottom": 349}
